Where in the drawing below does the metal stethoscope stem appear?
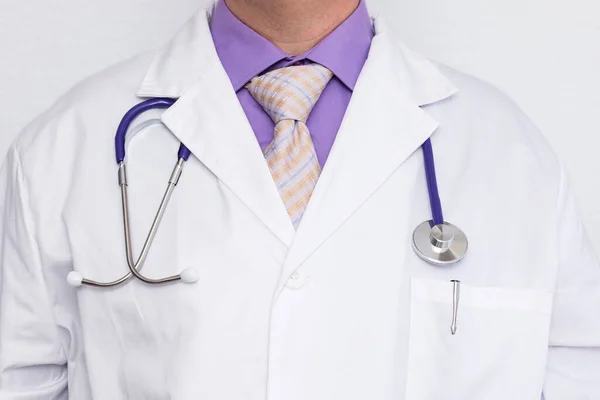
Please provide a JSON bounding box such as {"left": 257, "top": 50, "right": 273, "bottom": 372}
{"left": 120, "top": 159, "right": 191, "bottom": 285}
{"left": 69, "top": 159, "right": 197, "bottom": 288}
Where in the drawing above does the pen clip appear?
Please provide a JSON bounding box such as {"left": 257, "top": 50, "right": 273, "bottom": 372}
{"left": 451, "top": 280, "right": 461, "bottom": 335}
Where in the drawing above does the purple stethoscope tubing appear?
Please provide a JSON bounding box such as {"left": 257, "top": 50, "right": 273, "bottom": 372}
{"left": 421, "top": 138, "right": 444, "bottom": 226}
{"left": 115, "top": 98, "right": 191, "bottom": 163}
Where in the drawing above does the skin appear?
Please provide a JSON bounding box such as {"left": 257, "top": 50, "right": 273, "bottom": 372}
{"left": 224, "top": 0, "right": 361, "bottom": 55}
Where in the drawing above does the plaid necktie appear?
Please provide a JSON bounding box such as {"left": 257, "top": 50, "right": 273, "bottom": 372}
{"left": 246, "top": 64, "right": 333, "bottom": 229}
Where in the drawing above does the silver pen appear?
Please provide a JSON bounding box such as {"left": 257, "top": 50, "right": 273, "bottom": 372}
{"left": 451, "top": 280, "right": 461, "bottom": 335}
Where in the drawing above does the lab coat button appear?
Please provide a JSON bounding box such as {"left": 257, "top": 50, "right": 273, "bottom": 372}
{"left": 285, "top": 271, "right": 311, "bottom": 290}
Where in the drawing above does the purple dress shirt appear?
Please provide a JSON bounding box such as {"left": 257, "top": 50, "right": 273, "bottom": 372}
{"left": 210, "top": 0, "right": 374, "bottom": 166}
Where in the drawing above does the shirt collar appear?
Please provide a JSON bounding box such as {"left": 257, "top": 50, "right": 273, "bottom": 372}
{"left": 301, "top": 1, "right": 373, "bottom": 90}
{"left": 137, "top": 9, "right": 458, "bottom": 108}
{"left": 210, "top": 0, "right": 374, "bottom": 92}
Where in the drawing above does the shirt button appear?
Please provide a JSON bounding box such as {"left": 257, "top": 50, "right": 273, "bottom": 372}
{"left": 286, "top": 271, "right": 312, "bottom": 290}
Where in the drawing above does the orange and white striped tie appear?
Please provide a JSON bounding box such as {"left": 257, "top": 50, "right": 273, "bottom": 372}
{"left": 246, "top": 64, "right": 333, "bottom": 229}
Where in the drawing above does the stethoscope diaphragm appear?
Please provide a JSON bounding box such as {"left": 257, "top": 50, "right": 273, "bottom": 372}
{"left": 412, "top": 221, "right": 468, "bottom": 266}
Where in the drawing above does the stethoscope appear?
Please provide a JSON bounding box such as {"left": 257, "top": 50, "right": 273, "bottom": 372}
{"left": 67, "top": 98, "right": 198, "bottom": 288}
{"left": 66, "top": 98, "right": 468, "bottom": 288}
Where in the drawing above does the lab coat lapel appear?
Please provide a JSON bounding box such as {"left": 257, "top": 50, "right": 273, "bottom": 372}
{"left": 137, "top": 9, "right": 295, "bottom": 247}
{"left": 162, "top": 68, "right": 295, "bottom": 247}
{"left": 277, "top": 20, "right": 458, "bottom": 291}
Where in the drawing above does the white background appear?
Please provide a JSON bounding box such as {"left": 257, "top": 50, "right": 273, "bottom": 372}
{"left": 0, "top": 0, "right": 599, "bottom": 252}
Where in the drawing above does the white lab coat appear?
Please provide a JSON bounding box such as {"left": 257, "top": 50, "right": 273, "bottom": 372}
{"left": 1, "top": 7, "right": 599, "bottom": 400}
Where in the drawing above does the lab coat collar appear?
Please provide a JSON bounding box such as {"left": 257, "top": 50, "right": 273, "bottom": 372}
{"left": 135, "top": 9, "right": 459, "bottom": 250}
{"left": 136, "top": 7, "right": 219, "bottom": 99}
{"left": 136, "top": 10, "right": 458, "bottom": 106}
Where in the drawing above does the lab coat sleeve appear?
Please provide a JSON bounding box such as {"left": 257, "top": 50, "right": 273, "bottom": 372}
{"left": 542, "top": 165, "right": 600, "bottom": 399}
{"left": 0, "top": 146, "right": 69, "bottom": 399}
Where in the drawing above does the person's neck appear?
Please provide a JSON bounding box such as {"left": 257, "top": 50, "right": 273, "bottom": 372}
{"left": 224, "top": 0, "right": 360, "bottom": 55}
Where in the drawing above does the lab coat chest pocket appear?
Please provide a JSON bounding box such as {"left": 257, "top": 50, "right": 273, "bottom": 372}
{"left": 405, "top": 278, "right": 553, "bottom": 400}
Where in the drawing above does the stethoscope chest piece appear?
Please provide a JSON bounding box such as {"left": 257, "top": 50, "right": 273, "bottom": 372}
{"left": 412, "top": 221, "right": 468, "bottom": 266}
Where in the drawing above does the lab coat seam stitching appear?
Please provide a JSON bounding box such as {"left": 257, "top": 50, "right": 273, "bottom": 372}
{"left": 555, "top": 162, "right": 567, "bottom": 226}
{"left": 12, "top": 146, "right": 69, "bottom": 362}
{"left": 551, "top": 163, "right": 567, "bottom": 292}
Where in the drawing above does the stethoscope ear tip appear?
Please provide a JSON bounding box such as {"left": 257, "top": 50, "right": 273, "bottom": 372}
{"left": 180, "top": 268, "right": 199, "bottom": 284}
{"left": 67, "top": 271, "right": 84, "bottom": 287}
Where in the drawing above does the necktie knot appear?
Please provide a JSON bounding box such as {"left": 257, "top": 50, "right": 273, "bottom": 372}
{"left": 246, "top": 64, "right": 333, "bottom": 124}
